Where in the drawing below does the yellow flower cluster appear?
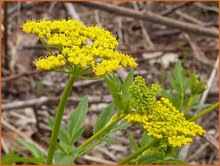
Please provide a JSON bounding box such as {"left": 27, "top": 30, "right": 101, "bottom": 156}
{"left": 22, "top": 19, "right": 137, "bottom": 76}
{"left": 35, "top": 54, "right": 66, "bottom": 70}
{"left": 128, "top": 76, "right": 162, "bottom": 112}
{"left": 125, "top": 97, "right": 206, "bottom": 147}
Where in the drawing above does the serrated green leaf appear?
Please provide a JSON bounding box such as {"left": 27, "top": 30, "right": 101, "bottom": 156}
{"left": 70, "top": 126, "right": 85, "bottom": 144}
{"left": 67, "top": 96, "right": 88, "bottom": 143}
{"left": 128, "top": 133, "right": 139, "bottom": 151}
{"left": 93, "top": 103, "right": 115, "bottom": 134}
{"left": 104, "top": 73, "right": 123, "bottom": 111}
{"left": 122, "top": 69, "right": 134, "bottom": 101}
{"left": 54, "top": 151, "right": 74, "bottom": 164}
{"left": 16, "top": 138, "right": 43, "bottom": 158}
{"left": 48, "top": 116, "right": 70, "bottom": 145}
{"left": 41, "top": 137, "right": 67, "bottom": 154}
{"left": 109, "top": 120, "right": 130, "bottom": 133}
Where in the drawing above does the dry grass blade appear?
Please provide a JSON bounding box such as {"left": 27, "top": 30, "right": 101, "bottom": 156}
{"left": 83, "top": 155, "right": 115, "bottom": 164}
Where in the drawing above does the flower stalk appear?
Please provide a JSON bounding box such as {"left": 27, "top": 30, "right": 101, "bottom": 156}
{"left": 79, "top": 113, "right": 125, "bottom": 148}
{"left": 189, "top": 102, "right": 219, "bottom": 122}
{"left": 118, "top": 138, "right": 157, "bottom": 164}
{"left": 183, "top": 95, "right": 196, "bottom": 115}
{"left": 46, "top": 75, "right": 76, "bottom": 164}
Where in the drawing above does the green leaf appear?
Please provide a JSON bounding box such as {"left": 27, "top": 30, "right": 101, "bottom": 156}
{"left": 173, "top": 61, "right": 186, "bottom": 93}
{"left": 67, "top": 96, "right": 88, "bottom": 144}
{"left": 2, "top": 156, "right": 44, "bottom": 165}
{"left": 161, "top": 89, "right": 173, "bottom": 101}
{"left": 70, "top": 126, "right": 85, "bottom": 144}
{"left": 137, "top": 145, "right": 165, "bottom": 164}
{"left": 128, "top": 133, "right": 139, "bottom": 151}
{"left": 104, "top": 73, "right": 123, "bottom": 111}
{"left": 122, "top": 69, "right": 134, "bottom": 101}
{"left": 153, "top": 157, "right": 188, "bottom": 164}
{"left": 165, "top": 146, "right": 180, "bottom": 158}
{"left": 54, "top": 151, "right": 74, "bottom": 164}
{"left": 16, "top": 138, "right": 43, "bottom": 158}
{"left": 48, "top": 116, "right": 70, "bottom": 145}
{"left": 41, "top": 137, "right": 67, "bottom": 154}
{"left": 1, "top": 150, "right": 19, "bottom": 164}
{"left": 138, "top": 154, "right": 163, "bottom": 164}
{"left": 59, "top": 156, "right": 73, "bottom": 164}
{"left": 103, "top": 137, "right": 114, "bottom": 146}
{"left": 141, "top": 133, "right": 154, "bottom": 146}
{"left": 189, "top": 74, "right": 206, "bottom": 95}
{"left": 109, "top": 120, "right": 130, "bottom": 134}
{"left": 70, "top": 147, "right": 87, "bottom": 156}
{"left": 93, "top": 103, "right": 115, "bottom": 134}
{"left": 159, "top": 140, "right": 168, "bottom": 152}
{"left": 191, "top": 103, "right": 210, "bottom": 110}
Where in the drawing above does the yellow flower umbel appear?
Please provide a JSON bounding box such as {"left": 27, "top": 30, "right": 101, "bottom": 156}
{"left": 125, "top": 97, "right": 206, "bottom": 147}
{"left": 22, "top": 19, "right": 137, "bottom": 76}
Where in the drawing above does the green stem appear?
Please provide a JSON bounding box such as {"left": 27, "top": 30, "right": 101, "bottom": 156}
{"left": 46, "top": 75, "right": 76, "bottom": 164}
{"left": 183, "top": 95, "right": 195, "bottom": 115}
{"left": 77, "top": 140, "right": 101, "bottom": 157}
{"left": 79, "top": 114, "right": 125, "bottom": 148}
{"left": 76, "top": 114, "right": 123, "bottom": 158}
{"left": 189, "top": 102, "right": 219, "bottom": 122}
{"left": 39, "top": 38, "right": 53, "bottom": 54}
{"left": 118, "top": 138, "right": 157, "bottom": 164}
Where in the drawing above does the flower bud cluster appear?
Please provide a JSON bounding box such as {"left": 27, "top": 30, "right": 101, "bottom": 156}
{"left": 125, "top": 97, "right": 205, "bottom": 147}
{"left": 128, "top": 76, "right": 162, "bottom": 112}
{"left": 22, "top": 19, "right": 137, "bottom": 75}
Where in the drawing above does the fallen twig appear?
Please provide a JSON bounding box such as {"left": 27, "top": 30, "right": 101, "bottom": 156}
{"left": 2, "top": 69, "right": 44, "bottom": 82}
{"left": 2, "top": 95, "right": 112, "bottom": 111}
{"left": 21, "top": 44, "right": 218, "bottom": 53}
{"left": 1, "top": 118, "right": 47, "bottom": 155}
{"left": 194, "top": 2, "right": 219, "bottom": 13}
{"left": 160, "top": 2, "right": 193, "bottom": 16}
{"left": 75, "top": 1, "right": 218, "bottom": 37}
{"left": 83, "top": 154, "right": 115, "bottom": 164}
{"left": 132, "top": 1, "right": 155, "bottom": 49}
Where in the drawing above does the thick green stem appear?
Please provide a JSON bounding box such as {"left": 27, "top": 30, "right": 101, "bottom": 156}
{"left": 118, "top": 138, "right": 157, "bottom": 164}
{"left": 46, "top": 75, "right": 76, "bottom": 164}
{"left": 189, "top": 102, "right": 219, "bottom": 122}
{"left": 79, "top": 114, "right": 125, "bottom": 148}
